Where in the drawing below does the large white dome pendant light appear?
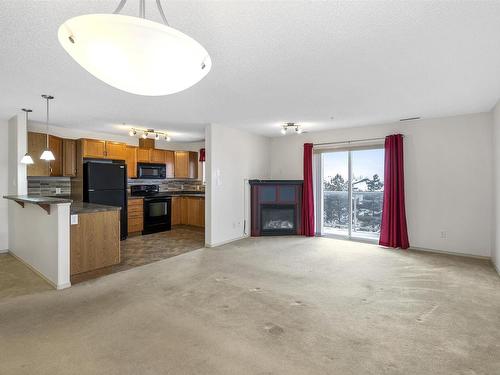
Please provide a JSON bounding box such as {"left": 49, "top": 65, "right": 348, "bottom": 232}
{"left": 57, "top": 0, "right": 211, "bottom": 96}
{"left": 40, "top": 95, "right": 55, "bottom": 161}
{"left": 20, "top": 108, "right": 34, "bottom": 165}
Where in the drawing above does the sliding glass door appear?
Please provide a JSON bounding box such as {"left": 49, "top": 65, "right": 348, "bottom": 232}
{"left": 321, "top": 147, "right": 384, "bottom": 241}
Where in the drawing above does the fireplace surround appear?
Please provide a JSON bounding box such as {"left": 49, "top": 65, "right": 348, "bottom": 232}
{"left": 249, "top": 180, "right": 303, "bottom": 236}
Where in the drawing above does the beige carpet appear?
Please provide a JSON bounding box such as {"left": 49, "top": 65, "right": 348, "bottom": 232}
{"left": 1, "top": 237, "right": 499, "bottom": 375}
{"left": 0, "top": 253, "right": 52, "bottom": 299}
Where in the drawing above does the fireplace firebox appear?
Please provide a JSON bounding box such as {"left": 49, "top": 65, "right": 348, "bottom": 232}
{"left": 249, "top": 180, "right": 303, "bottom": 236}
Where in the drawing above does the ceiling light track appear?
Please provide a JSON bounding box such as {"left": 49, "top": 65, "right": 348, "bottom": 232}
{"left": 129, "top": 127, "right": 171, "bottom": 142}
{"left": 281, "top": 122, "right": 303, "bottom": 135}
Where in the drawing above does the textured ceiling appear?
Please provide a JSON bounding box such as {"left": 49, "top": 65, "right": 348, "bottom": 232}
{"left": 1, "top": 0, "right": 500, "bottom": 141}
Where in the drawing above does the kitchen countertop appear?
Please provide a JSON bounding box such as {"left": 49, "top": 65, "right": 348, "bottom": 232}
{"left": 70, "top": 202, "right": 122, "bottom": 215}
{"left": 127, "top": 191, "right": 205, "bottom": 199}
{"left": 3, "top": 195, "right": 73, "bottom": 204}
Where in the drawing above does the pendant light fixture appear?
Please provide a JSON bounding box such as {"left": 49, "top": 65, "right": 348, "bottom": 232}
{"left": 57, "top": 0, "right": 211, "bottom": 96}
{"left": 20, "top": 108, "right": 34, "bottom": 165}
{"left": 40, "top": 95, "right": 55, "bottom": 161}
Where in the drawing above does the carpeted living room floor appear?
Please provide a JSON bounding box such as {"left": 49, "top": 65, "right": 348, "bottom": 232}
{"left": 1, "top": 236, "right": 499, "bottom": 375}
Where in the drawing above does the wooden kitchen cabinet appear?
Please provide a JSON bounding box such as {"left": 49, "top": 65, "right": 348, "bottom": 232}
{"left": 124, "top": 145, "right": 138, "bottom": 179}
{"left": 165, "top": 150, "right": 175, "bottom": 178}
{"left": 27, "top": 132, "right": 65, "bottom": 177}
{"left": 174, "top": 196, "right": 204, "bottom": 227}
{"left": 137, "top": 148, "right": 150, "bottom": 163}
{"left": 62, "top": 138, "right": 77, "bottom": 177}
{"left": 150, "top": 149, "right": 166, "bottom": 163}
{"left": 70, "top": 210, "right": 120, "bottom": 276}
{"left": 188, "top": 152, "right": 198, "bottom": 179}
{"left": 175, "top": 151, "right": 198, "bottom": 179}
{"left": 174, "top": 151, "right": 189, "bottom": 178}
{"left": 105, "top": 141, "right": 126, "bottom": 160}
{"left": 81, "top": 139, "right": 106, "bottom": 158}
{"left": 27, "top": 132, "right": 49, "bottom": 176}
{"left": 171, "top": 197, "right": 181, "bottom": 225}
{"left": 127, "top": 198, "right": 144, "bottom": 234}
{"left": 48, "top": 135, "right": 63, "bottom": 176}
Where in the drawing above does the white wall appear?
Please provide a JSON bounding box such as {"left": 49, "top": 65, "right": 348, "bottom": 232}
{"left": 7, "top": 113, "right": 28, "bottom": 253}
{"left": 206, "top": 123, "right": 270, "bottom": 246}
{"left": 270, "top": 113, "right": 493, "bottom": 257}
{"left": 492, "top": 101, "right": 500, "bottom": 272}
{"left": 0, "top": 120, "right": 9, "bottom": 251}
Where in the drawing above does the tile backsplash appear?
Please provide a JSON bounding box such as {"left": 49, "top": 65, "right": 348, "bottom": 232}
{"left": 28, "top": 177, "right": 71, "bottom": 196}
{"left": 128, "top": 179, "right": 204, "bottom": 192}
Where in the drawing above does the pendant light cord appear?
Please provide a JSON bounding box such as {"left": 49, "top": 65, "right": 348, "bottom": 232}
{"left": 113, "top": 0, "right": 170, "bottom": 26}
{"left": 41, "top": 95, "right": 54, "bottom": 148}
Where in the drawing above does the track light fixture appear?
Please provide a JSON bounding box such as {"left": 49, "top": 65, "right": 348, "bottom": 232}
{"left": 129, "top": 127, "right": 171, "bottom": 142}
{"left": 281, "top": 122, "right": 303, "bottom": 135}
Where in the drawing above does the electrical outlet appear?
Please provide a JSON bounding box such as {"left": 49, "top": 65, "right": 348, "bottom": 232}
{"left": 56, "top": 187, "right": 62, "bottom": 194}
{"left": 440, "top": 231, "right": 447, "bottom": 239}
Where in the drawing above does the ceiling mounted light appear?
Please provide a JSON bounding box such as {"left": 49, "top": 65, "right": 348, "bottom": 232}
{"left": 165, "top": 135, "right": 171, "bottom": 142}
{"left": 129, "top": 128, "right": 137, "bottom": 136}
{"left": 57, "top": 0, "right": 212, "bottom": 96}
{"left": 20, "top": 108, "right": 34, "bottom": 165}
{"left": 281, "top": 122, "right": 303, "bottom": 135}
{"left": 155, "top": 133, "right": 160, "bottom": 140}
{"left": 40, "top": 95, "right": 55, "bottom": 161}
{"left": 142, "top": 131, "right": 148, "bottom": 139}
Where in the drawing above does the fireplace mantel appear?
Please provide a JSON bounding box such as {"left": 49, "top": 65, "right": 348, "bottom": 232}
{"left": 249, "top": 180, "right": 303, "bottom": 236}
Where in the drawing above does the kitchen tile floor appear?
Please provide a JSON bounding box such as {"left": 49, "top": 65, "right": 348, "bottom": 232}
{"left": 113, "top": 225, "right": 205, "bottom": 273}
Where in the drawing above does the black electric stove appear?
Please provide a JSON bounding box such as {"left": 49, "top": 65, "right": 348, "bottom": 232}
{"left": 131, "top": 185, "right": 171, "bottom": 234}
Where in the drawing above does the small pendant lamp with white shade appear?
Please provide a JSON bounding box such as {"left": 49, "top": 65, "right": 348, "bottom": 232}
{"left": 20, "top": 108, "right": 34, "bottom": 165}
{"left": 40, "top": 94, "right": 55, "bottom": 161}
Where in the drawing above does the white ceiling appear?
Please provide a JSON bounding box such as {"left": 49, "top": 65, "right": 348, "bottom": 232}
{"left": 1, "top": 0, "right": 500, "bottom": 142}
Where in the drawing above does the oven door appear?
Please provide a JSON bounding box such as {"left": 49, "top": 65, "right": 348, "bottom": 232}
{"left": 143, "top": 197, "right": 171, "bottom": 234}
{"left": 137, "top": 163, "right": 166, "bottom": 179}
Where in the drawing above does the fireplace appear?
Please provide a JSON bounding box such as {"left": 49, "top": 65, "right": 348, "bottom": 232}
{"left": 261, "top": 204, "right": 297, "bottom": 235}
{"left": 249, "top": 180, "right": 303, "bottom": 236}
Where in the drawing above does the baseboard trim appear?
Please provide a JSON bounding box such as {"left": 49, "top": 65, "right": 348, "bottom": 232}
{"left": 493, "top": 260, "right": 500, "bottom": 276}
{"left": 0, "top": 249, "right": 8, "bottom": 254}
{"left": 409, "top": 246, "right": 491, "bottom": 260}
{"left": 205, "top": 235, "right": 249, "bottom": 248}
{"left": 7, "top": 251, "right": 71, "bottom": 290}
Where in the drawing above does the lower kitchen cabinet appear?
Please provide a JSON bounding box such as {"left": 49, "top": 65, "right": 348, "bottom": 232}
{"left": 172, "top": 196, "right": 204, "bottom": 227}
{"left": 70, "top": 210, "right": 120, "bottom": 276}
{"left": 128, "top": 198, "right": 144, "bottom": 234}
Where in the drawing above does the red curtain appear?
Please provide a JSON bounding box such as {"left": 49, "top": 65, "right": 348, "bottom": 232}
{"left": 302, "top": 143, "right": 315, "bottom": 236}
{"left": 199, "top": 148, "right": 206, "bottom": 162}
{"left": 379, "top": 134, "right": 409, "bottom": 249}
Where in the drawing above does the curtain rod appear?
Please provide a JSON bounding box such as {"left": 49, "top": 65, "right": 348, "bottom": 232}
{"left": 313, "top": 134, "right": 404, "bottom": 147}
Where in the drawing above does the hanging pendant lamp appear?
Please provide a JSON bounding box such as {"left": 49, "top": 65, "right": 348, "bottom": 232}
{"left": 57, "top": 0, "right": 211, "bottom": 96}
{"left": 40, "top": 95, "right": 55, "bottom": 161}
{"left": 20, "top": 108, "right": 34, "bottom": 165}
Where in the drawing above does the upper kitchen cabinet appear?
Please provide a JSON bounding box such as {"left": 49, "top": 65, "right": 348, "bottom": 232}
{"left": 149, "top": 149, "right": 166, "bottom": 164}
{"left": 175, "top": 151, "right": 198, "bottom": 179}
{"left": 105, "top": 141, "right": 127, "bottom": 160}
{"left": 137, "top": 148, "right": 150, "bottom": 163}
{"left": 80, "top": 139, "right": 126, "bottom": 161}
{"left": 27, "top": 132, "right": 65, "bottom": 177}
{"left": 125, "top": 145, "right": 138, "bottom": 179}
{"left": 27, "top": 132, "right": 49, "bottom": 176}
{"left": 81, "top": 139, "right": 106, "bottom": 158}
{"left": 165, "top": 151, "right": 174, "bottom": 178}
{"left": 48, "top": 135, "right": 63, "bottom": 176}
{"left": 188, "top": 151, "right": 198, "bottom": 179}
{"left": 63, "top": 139, "right": 77, "bottom": 177}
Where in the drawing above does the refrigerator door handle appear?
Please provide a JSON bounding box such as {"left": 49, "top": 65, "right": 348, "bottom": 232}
{"left": 88, "top": 189, "right": 95, "bottom": 192}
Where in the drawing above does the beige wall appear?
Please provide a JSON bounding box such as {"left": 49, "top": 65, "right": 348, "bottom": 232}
{"left": 269, "top": 113, "right": 494, "bottom": 257}
{"left": 492, "top": 101, "right": 500, "bottom": 272}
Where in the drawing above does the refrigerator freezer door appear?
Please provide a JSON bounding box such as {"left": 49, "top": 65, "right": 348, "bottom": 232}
{"left": 85, "top": 162, "right": 126, "bottom": 191}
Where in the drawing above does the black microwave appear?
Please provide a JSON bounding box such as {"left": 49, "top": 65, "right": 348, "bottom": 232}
{"left": 137, "top": 163, "right": 166, "bottom": 179}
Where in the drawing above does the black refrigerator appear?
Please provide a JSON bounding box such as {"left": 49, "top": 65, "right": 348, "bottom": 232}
{"left": 83, "top": 160, "right": 128, "bottom": 240}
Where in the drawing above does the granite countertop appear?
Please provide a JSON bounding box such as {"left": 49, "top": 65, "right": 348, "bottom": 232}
{"left": 70, "top": 202, "right": 121, "bottom": 214}
{"left": 3, "top": 195, "right": 73, "bottom": 204}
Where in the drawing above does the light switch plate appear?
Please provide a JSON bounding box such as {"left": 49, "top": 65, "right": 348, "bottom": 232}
{"left": 70, "top": 214, "right": 78, "bottom": 225}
